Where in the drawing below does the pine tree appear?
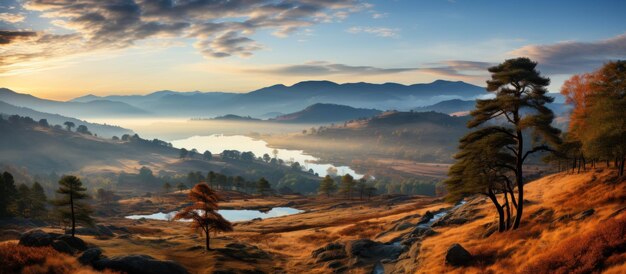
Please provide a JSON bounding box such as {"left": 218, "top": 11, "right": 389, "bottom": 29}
{"left": 339, "top": 174, "right": 356, "bottom": 200}
{"left": 318, "top": 175, "right": 336, "bottom": 197}
{"left": 467, "top": 58, "right": 561, "bottom": 229}
{"left": 445, "top": 128, "right": 517, "bottom": 231}
{"left": 15, "top": 184, "right": 31, "bottom": 218}
{"left": 257, "top": 177, "right": 271, "bottom": 196}
{"left": 29, "top": 182, "right": 48, "bottom": 219}
{"left": 0, "top": 172, "right": 17, "bottom": 217}
{"left": 53, "top": 175, "right": 93, "bottom": 237}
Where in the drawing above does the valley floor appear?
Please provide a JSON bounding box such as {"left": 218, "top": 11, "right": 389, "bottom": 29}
{"left": 1, "top": 169, "right": 625, "bottom": 273}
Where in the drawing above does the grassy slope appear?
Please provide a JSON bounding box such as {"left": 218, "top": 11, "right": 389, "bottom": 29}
{"left": 414, "top": 169, "right": 626, "bottom": 273}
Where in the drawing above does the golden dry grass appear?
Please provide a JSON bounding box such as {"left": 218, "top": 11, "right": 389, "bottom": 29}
{"left": 414, "top": 169, "right": 626, "bottom": 274}
{"left": 0, "top": 242, "right": 113, "bottom": 274}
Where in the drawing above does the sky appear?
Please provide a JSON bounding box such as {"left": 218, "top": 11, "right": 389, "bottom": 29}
{"left": 0, "top": 0, "right": 625, "bottom": 101}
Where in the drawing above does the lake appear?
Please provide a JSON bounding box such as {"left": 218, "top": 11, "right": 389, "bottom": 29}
{"left": 125, "top": 207, "right": 304, "bottom": 222}
{"left": 171, "top": 134, "right": 362, "bottom": 177}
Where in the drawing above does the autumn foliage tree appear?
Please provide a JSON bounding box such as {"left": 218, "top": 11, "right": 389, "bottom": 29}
{"left": 560, "top": 60, "right": 626, "bottom": 175}
{"left": 174, "top": 183, "right": 233, "bottom": 250}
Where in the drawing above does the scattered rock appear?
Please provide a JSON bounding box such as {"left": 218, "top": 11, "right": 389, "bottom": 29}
{"left": 19, "top": 229, "right": 53, "bottom": 247}
{"left": 607, "top": 206, "right": 626, "bottom": 219}
{"left": 346, "top": 239, "right": 404, "bottom": 265}
{"left": 574, "top": 209, "right": 595, "bottom": 220}
{"left": 56, "top": 235, "right": 87, "bottom": 251}
{"left": 327, "top": 260, "right": 343, "bottom": 269}
{"left": 51, "top": 240, "right": 74, "bottom": 254}
{"left": 79, "top": 248, "right": 103, "bottom": 265}
{"left": 407, "top": 226, "right": 435, "bottom": 238}
{"left": 416, "top": 211, "right": 435, "bottom": 225}
{"left": 93, "top": 255, "right": 189, "bottom": 274}
{"left": 445, "top": 243, "right": 473, "bottom": 267}
{"left": 394, "top": 222, "right": 414, "bottom": 231}
{"left": 225, "top": 243, "right": 246, "bottom": 249}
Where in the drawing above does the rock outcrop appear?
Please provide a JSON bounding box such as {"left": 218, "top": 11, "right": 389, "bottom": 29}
{"left": 445, "top": 243, "right": 473, "bottom": 266}
{"left": 93, "top": 255, "right": 189, "bottom": 274}
{"left": 18, "top": 229, "right": 53, "bottom": 247}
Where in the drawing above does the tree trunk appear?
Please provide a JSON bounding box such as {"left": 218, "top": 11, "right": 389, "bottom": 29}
{"left": 205, "top": 228, "right": 211, "bottom": 250}
{"left": 513, "top": 128, "right": 524, "bottom": 230}
{"left": 503, "top": 191, "right": 511, "bottom": 230}
{"left": 487, "top": 191, "right": 505, "bottom": 232}
{"left": 70, "top": 187, "right": 75, "bottom": 237}
{"left": 620, "top": 157, "right": 625, "bottom": 177}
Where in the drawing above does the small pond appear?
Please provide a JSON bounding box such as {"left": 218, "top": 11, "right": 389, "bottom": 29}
{"left": 125, "top": 207, "right": 303, "bottom": 222}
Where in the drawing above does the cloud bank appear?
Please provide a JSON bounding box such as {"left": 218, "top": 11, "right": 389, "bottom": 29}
{"left": 511, "top": 33, "right": 626, "bottom": 74}
{"left": 0, "top": 0, "right": 368, "bottom": 71}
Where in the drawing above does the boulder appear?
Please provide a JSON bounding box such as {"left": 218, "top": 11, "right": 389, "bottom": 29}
{"left": 56, "top": 235, "right": 87, "bottom": 251}
{"left": 51, "top": 240, "right": 74, "bottom": 254}
{"left": 79, "top": 248, "right": 103, "bottom": 265}
{"left": 96, "top": 225, "right": 115, "bottom": 237}
{"left": 346, "top": 239, "right": 404, "bottom": 265}
{"left": 93, "top": 255, "right": 189, "bottom": 274}
{"left": 19, "top": 229, "right": 53, "bottom": 247}
{"left": 445, "top": 243, "right": 473, "bottom": 266}
{"left": 416, "top": 211, "right": 435, "bottom": 225}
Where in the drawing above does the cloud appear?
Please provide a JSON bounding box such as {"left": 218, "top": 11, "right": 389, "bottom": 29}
{"left": 510, "top": 33, "right": 626, "bottom": 74}
{"left": 0, "top": 12, "right": 25, "bottom": 23}
{"left": 1, "top": 0, "right": 367, "bottom": 73}
{"left": 346, "top": 26, "right": 399, "bottom": 38}
{"left": 0, "top": 30, "right": 36, "bottom": 44}
{"left": 243, "top": 61, "right": 419, "bottom": 76}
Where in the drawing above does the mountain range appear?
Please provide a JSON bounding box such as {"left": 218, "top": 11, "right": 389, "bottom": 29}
{"left": 65, "top": 80, "right": 485, "bottom": 118}
{"left": 0, "top": 88, "right": 148, "bottom": 118}
{"left": 0, "top": 100, "right": 132, "bottom": 137}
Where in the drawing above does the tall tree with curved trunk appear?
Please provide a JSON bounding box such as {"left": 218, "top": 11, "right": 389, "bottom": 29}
{"left": 174, "top": 183, "right": 233, "bottom": 250}
{"left": 468, "top": 58, "right": 561, "bottom": 229}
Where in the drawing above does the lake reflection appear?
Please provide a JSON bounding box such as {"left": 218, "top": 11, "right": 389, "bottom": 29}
{"left": 125, "top": 207, "right": 304, "bottom": 222}
{"left": 171, "top": 134, "right": 361, "bottom": 177}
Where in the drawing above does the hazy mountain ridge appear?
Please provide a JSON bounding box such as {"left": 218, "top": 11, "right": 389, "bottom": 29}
{"left": 0, "top": 100, "right": 132, "bottom": 138}
{"left": 61, "top": 80, "right": 486, "bottom": 117}
{"left": 0, "top": 88, "right": 150, "bottom": 118}
{"left": 270, "top": 103, "right": 382, "bottom": 123}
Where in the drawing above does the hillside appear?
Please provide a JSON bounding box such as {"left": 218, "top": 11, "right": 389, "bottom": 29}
{"left": 412, "top": 99, "right": 476, "bottom": 115}
{"left": 271, "top": 103, "right": 382, "bottom": 123}
{"left": 381, "top": 169, "right": 626, "bottom": 273}
{"left": 0, "top": 115, "right": 322, "bottom": 193}
{"left": 65, "top": 80, "right": 486, "bottom": 117}
{"left": 0, "top": 88, "right": 149, "bottom": 118}
{"left": 261, "top": 111, "right": 469, "bottom": 182}
{"left": 0, "top": 100, "right": 132, "bottom": 138}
